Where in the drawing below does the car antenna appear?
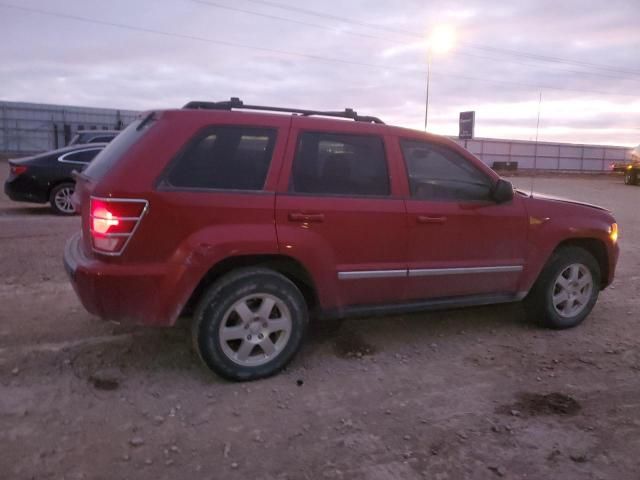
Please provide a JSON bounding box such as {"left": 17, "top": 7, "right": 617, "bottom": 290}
{"left": 530, "top": 91, "right": 543, "bottom": 197}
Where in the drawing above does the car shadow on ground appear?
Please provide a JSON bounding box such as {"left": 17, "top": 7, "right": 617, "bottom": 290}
{"left": 300, "top": 301, "right": 531, "bottom": 363}
{"left": 0, "top": 205, "right": 54, "bottom": 216}
{"left": 21, "top": 302, "right": 530, "bottom": 388}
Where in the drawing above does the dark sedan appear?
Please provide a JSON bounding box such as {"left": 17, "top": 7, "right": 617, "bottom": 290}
{"left": 69, "top": 130, "right": 119, "bottom": 146}
{"left": 4, "top": 144, "right": 106, "bottom": 215}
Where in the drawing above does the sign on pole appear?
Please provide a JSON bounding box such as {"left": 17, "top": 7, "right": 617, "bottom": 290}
{"left": 459, "top": 111, "right": 475, "bottom": 140}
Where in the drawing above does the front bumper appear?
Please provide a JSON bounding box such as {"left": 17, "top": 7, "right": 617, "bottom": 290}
{"left": 63, "top": 232, "right": 179, "bottom": 326}
{"left": 605, "top": 241, "right": 620, "bottom": 288}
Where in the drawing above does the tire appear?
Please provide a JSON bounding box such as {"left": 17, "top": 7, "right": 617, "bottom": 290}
{"left": 624, "top": 170, "right": 637, "bottom": 185}
{"left": 524, "top": 246, "right": 601, "bottom": 329}
{"left": 191, "top": 268, "right": 309, "bottom": 381}
{"left": 49, "top": 182, "right": 76, "bottom": 215}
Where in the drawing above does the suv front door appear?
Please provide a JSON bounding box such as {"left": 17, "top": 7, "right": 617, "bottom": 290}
{"left": 398, "top": 138, "right": 528, "bottom": 301}
{"left": 275, "top": 119, "right": 408, "bottom": 311}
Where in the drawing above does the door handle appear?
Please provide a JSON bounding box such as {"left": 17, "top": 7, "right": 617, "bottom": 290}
{"left": 288, "top": 212, "right": 325, "bottom": 223}
{"left": 417, "top": 215, "right": 447, "bottom": 224}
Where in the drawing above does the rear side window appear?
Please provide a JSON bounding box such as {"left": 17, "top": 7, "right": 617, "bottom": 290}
{"left": 83, "top": 116, "right": 153, "bottom": 180}
{"left": 400, "top": 140, "right": 492, "bottom": 202}
{"left": 59, "top": 148, "right": 102, "bottom": 164}
{"left": 166, "top": 127, "right": 276, "bottom": 190}
{"left": 290, "top": 132, "right": 389, "bottom": 196}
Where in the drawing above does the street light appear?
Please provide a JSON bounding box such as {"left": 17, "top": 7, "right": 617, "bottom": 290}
{"left": 424, "top": 25, "right": 456, "bottom": 131}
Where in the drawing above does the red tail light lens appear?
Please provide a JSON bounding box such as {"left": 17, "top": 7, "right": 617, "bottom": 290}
{"left": 10, "top": 165, "right": 28, "bottom": 175}
{"left": 90, "top": 197, "right": 148, "bottom": 255}
{"left": 92, "top": 207, "right": 120, "bottom": 234}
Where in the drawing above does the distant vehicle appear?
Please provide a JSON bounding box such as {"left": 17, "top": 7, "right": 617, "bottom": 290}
{"left": 624, "top": 145, "right": 640, "bottom": 185}
{"left": 4, "top": 144, "right": 106, "bottom": 215}
{"left": 69, "top": 130, "right": 119, "bottom": 145}
{"left": 64, "top": 98, "right": 619, "bottom": 381}
{"left": 610, "top": 161, "right": 630, "bottom": 173}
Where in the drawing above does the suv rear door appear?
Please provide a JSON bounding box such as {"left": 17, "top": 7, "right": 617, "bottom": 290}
{"left": 275, "top": 118, "right": 408, "bottom": 312}
{"left": 396, "top": 136, "right": 528, "bottom": 300}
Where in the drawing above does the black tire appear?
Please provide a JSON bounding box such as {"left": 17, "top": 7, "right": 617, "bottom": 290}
{"left": 49, "top": 182, "right": 77, "bottom": 215}
{"left": 524, "top": 246, "right": 601, "bottom": 329}
{"left": 191, "top": 268, "right": 308, "bottom": 381}
{"left": 624, "top": 170, "right": 637, "bottom": 185}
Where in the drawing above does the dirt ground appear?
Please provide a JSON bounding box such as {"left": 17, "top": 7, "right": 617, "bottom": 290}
{"left": 1, "top": 162, "right": 639, "bottom": 480}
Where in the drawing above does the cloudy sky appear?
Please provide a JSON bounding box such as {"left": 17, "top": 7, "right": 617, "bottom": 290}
{"left": 1, "top": 0, "right": 639, "bottom": 146}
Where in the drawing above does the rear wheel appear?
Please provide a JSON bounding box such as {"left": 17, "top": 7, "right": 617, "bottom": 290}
{"left": 624, "top": 169, "right": 637, "bottom": 185}
{"left": 192, "top": 268, "right": 308, "bottom": 381}
{"left": 49, "top": 182, "right": 76, "bottom": 215}
{"left": 524, "top": 247, "right": 600, "bottom": 329}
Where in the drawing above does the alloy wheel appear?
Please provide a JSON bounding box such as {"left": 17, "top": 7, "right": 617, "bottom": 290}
{"left": 218, "top": 294, "right": 292, "bottom": 366}
{"left": 551, "top": 263, "right": 593, "bottom": 318}
{"left": 54, "top": 187, "right": 75, "bottom": 214}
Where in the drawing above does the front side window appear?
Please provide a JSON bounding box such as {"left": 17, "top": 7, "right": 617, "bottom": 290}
{"left": 166, "top": 127, "right": 276, "bottom": 190}
{"left": 290, "top": 132, "right": 389, "bottom": 196}
{"left": 400, "top": 140, "right": 492, "bottom": 201}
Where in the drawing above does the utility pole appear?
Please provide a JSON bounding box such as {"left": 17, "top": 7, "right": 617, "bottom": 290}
{"left": 424, "top": 49, "right": 432, "bottom": 131}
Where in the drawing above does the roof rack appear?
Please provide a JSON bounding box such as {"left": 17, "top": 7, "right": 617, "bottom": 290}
{"left": 182, "top": 97, "right": 384, "bottom": 124}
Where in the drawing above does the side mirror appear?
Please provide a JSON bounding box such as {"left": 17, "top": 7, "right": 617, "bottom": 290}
{"left": 491, "top": 178, "right": 514, "bottom": 204}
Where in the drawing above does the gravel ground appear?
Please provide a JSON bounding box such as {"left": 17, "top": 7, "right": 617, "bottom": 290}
{"left": 1, "top": 162, "right": 639, "bottom": 480}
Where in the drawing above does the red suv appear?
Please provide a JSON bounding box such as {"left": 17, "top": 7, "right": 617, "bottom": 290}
{"left": 64, "top": 99, "right": 619, "bottom": 381}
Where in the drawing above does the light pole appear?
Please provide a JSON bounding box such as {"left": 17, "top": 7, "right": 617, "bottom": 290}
{"left": 424, "top": 48, "right": 432, "bottom": 131}
{"left": 424, "top": 25, "right": 456, "bottom": 131}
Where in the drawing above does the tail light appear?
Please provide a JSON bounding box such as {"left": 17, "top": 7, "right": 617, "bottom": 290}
{"left": 90, "top": 197, "right": 148, "bottom": 255}
{"left": 10, "top": 164, "right": 28, "bottom": 176}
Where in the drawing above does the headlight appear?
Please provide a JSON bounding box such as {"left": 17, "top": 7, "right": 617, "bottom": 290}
{"left": 609, "top": 223, "right": 618, "bottom": 243}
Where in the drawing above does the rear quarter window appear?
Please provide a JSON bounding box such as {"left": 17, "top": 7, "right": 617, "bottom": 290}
{"left": 82, "top": 116, "right": 153, "bottom": 180}
{"left": 163, "top": 126, "right": 276, "bottom": 191}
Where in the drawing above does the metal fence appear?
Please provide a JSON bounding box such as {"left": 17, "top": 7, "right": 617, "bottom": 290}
{"left": 1, "top": 101, "right": 635, "bottom": 171}
{"left": 0, "top": 101, "right": 138, "bottom": 156}
{"left": 451, "top": 137, "right": 633, "bottom": 172}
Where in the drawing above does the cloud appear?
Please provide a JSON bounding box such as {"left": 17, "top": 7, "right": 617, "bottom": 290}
{"left": 0, "top": 0, "right": 638, "bottom": 145}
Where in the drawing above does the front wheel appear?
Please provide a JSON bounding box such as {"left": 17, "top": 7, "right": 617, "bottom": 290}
{"left": 524, "top": 247, "right": 601, "bottom": 329}
{"left": 192, "top": 268, "right": 308, "bottom": 381}
{"left": 50, "top": 182, "right": 76, "bottom": 215}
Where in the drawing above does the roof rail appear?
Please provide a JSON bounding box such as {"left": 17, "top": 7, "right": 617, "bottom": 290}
{"left": 182, "top": 97, "right": 384, "bottom": 124}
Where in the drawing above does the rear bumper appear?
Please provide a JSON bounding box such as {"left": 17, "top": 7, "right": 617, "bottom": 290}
{"left": 4, "top": 177, "right": 48, "bottom": 204}
{"left": 64, "top": 232, "right": 182, "bottom": 326}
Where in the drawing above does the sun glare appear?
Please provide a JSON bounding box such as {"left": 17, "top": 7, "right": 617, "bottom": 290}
{"left": 429, "top": 25, "right": 456, "bottom": 54}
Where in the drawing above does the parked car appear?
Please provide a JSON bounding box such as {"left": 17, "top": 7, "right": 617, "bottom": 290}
{"left": 64, "top": 98, "right": 619, "bottom": 381}
{"left": 69, "top": 130, "right": 119, "bottom": 145}
{"left": 623, "top": 145, "right": 640, "bottom": 185}
{"left": 5, "top": 144, "right": 106, "bottom": 215}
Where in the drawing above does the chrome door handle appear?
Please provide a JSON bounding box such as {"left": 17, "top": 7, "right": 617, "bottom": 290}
{"left": 417, "top": 215, "right": 447, "bottom": 224}
{"left": 288, "top": 212, "right": 325, "bottom": 223}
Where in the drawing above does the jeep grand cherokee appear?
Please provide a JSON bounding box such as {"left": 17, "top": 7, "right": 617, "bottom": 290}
{"left": 64, "top": 98, "right": 619, "bottom": 381}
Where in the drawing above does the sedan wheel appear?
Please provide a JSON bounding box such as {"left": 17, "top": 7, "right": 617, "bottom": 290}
{"left": 50, "top": 183, "right": 76, "bottom": 215}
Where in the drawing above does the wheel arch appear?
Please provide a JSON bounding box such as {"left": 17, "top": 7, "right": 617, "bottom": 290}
{"left": 48, "top": 178, "right": 75, "bottom": 199}
{"left": 182, "top": 254, "right": 319, "bottom": 317}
